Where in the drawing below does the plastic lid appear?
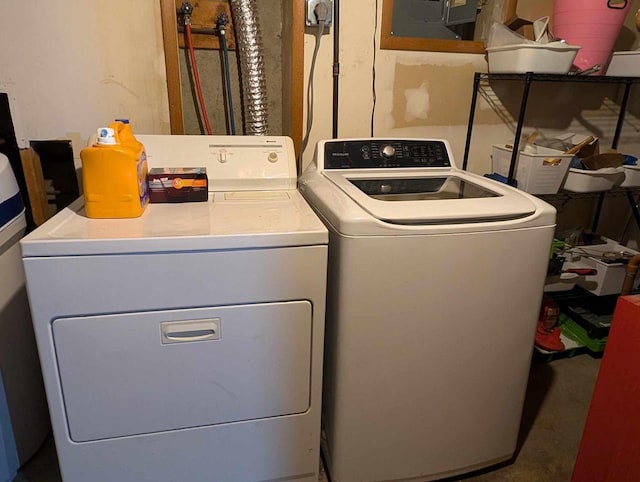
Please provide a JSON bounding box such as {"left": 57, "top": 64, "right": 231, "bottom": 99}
{"left": 96, "top": 127, "right": 117, "bottom": 145}
{"left": 0, "top": 153, "right": 24, "bottom": 231}
{"left": 0, "top": 153, "right": 20, "bottom": 203}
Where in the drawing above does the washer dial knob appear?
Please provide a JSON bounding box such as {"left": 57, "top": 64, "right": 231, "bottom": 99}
{"left": 381, "top": 144, "right": 396, "bottom": 158}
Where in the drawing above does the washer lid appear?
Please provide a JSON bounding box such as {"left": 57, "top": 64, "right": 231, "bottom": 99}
{"left": 323, "top": 170, "right": 538, "bottom": 224}
{"left": 21, "top": 191, "right": 327, "bottom": 257}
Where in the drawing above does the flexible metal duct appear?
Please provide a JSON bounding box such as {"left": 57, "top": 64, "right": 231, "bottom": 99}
{"left": 229, "top": 0, "right": 268, "bottom": 135}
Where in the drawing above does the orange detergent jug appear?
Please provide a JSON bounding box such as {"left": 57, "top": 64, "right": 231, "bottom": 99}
{"left": 80, "top": 121, "right": 149, "bottom": 218}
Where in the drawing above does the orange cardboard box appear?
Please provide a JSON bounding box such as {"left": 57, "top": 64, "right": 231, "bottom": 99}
{"left": 147, "top": 167, "right": 208, "bottom": 203}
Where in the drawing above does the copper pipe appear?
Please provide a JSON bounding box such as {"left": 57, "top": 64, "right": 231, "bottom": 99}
{"left": 621, "top": 254, "right": 640, "bottom": 295}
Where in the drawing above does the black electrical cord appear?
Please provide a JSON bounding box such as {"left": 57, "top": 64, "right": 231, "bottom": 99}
{"left": 221, "top": 36, "right": 236, "bottom": 135}
{"left": 217, "top": 13, "right": 236, "bottom": 135}
{"left": 332, "top": 0, "right": 340, "bottom": 138}
{"left": 371, "top": 0, "right": 378, "bottom": 137}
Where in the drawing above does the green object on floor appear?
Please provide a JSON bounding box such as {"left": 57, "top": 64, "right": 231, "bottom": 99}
{"left": 560, "top": 314, "right": 607, "bottom": 353}
{"left": 551, "top": 238, "right": 565, "bottom": 254}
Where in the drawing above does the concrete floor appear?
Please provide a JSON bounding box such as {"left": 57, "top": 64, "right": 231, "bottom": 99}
{"left": 14, "top": 354, "right": 600, "bottom": 482}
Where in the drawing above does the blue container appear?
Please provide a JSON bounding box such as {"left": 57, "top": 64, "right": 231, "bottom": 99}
{"left": 0, "top": 373, "right": 19, "bottom": 482}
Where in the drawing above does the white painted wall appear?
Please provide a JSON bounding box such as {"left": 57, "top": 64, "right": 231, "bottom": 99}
{"left": 301, "top": 0, "right": 640, "bottom": 177}
{"left": 301, "top": 0, "right": 511, "bottom": 172}
{"left": 0, "top": 1, "right": 170, "bottom": 164}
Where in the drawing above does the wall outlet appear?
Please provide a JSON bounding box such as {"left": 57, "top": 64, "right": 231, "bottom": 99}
{"left": 305, "top": 0, "right": 332, "bottom": 28}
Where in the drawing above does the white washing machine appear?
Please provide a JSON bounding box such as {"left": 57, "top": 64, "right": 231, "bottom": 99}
{"left": 21, "top": 135, "right": 328, "bottom": 482}
{"left": 299, "top": 138, "right": 556, "bottom": 482}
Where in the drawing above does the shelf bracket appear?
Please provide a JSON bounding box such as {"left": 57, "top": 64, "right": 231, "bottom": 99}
{"left": 507, "top": 72, "right": 534, "bottom": 186}
{"left": 612, "top": 80, "right": 633, "bottom": 150}
{"left": 462, "top": 72, "right": 481, "bottom": 171}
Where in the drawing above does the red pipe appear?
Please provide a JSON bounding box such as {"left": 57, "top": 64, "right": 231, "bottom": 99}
{"left": 185, "top": 23, "right": 213, "bottom": 135}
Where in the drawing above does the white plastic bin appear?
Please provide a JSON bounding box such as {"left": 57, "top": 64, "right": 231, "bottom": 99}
{"left": 487, "top": 43, "right": 580, "bottom": 74}
{"left": 621, "top": 165, "right": 640, "bottom": 187}
{"left": 572, "top": 238, "right": 640, "bottom": 296}
{"left": 563, "top": 167, "right": 625, "bottom": 192}
{"left": 492, "top": 144, "right": 573, "bottom": 194}
{"left": 605, "top": 51, "right": 640, "bottom": 77}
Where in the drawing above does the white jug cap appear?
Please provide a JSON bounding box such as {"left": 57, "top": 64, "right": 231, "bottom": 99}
{"left": 96, "top": 127, "right": 117, "bottom": 145}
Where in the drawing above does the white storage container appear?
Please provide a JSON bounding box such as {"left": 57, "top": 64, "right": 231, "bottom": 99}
{"left": 0, "top": 154, "right": 49, "bottom": 478}
{"left": 487, "top": 43, "right": 580, "bottom": 74}
{"left": 573, "top": 238, "right": 640, "bottom": 296}
{"left": 621, "top": 165, "right": 640, "bottom": 187}
{"left": 492, "top": 144, "right": 573, "bottom": 194}
{"left": 606, "top": 51, "right": 640, "bottom": 77}
{"left": 563, "top": 167, "right": 624, "bottom": 192}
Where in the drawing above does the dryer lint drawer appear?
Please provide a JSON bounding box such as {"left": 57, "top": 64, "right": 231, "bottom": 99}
{"left": 52, "top": 301, "right": 312, "bottom": 442}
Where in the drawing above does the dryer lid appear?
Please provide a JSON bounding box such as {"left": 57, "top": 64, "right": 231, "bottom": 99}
{"left": 323, "top": 170, "right": 538, "bottom": 224}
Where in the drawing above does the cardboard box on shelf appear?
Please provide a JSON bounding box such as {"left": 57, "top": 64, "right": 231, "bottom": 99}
{"left": 573, "top": 136, "right": 600, "bottom": 160}
{"left": 476, "top": 0, "right": 554, "bottom": 42}
{"left": 503, "top": 0, "right": 555, "bottom": 26}
{"left": 545, "top": 134, "right": 599, "bottom": 160}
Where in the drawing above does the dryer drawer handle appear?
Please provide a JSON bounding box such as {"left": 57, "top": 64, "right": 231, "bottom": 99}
{"left": 165, "top": 330, "right": 215, "bottom": 341}
{"left": 161, "top": 319, "right": 220, "bottom": 344}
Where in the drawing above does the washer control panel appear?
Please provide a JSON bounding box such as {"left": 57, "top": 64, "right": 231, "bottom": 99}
{"left": 324, "top": 140, "right": 450, "bottom": 169}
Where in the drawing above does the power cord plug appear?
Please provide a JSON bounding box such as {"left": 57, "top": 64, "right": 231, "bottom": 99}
{"left": 305, "top": 0, "right": 332, "bottom": 28}
{"left": 314, "top": 1, "right": 329, "bottom": 25}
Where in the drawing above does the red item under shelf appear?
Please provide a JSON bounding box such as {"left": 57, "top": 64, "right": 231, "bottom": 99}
{"left": 572, "top": 295, "right": 640, "bottom": 482}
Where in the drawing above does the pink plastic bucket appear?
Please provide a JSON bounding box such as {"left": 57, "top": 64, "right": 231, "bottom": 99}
{"left": 553, "top": 0, "right": 631, "bottom": 74}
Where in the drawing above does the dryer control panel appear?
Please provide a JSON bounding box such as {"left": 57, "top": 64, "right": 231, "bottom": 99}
{"left": 323, "top": 139, "right": 451, "bottom": 169}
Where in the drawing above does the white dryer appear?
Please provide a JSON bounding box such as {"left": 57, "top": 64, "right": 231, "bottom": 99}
{"left": 21, "top": 136, "right": 328, "bottom": 482}
{"left": 299, "top": 138, "right": 556, "bottom": 482}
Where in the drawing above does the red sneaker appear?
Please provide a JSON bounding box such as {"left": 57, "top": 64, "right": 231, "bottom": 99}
{"left": 535, "top": 323, "right": 565, "bottom": 352}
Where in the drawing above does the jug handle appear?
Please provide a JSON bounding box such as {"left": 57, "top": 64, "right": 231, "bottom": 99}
{"left": 109, "top": 121, "right": 135, "bottom": 145}
{"left": 608, "top": 0, "right": 627, "bottom": 9}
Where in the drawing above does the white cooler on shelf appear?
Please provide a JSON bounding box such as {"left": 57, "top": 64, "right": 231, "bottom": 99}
{"left": 0, "top": 154, "right": 49, "bottom": 482}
